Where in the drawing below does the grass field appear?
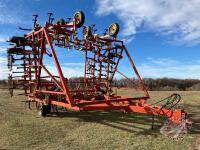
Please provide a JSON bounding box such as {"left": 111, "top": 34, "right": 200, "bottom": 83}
{"left": 0, "top": 89, "right": 199, "bottom": 150}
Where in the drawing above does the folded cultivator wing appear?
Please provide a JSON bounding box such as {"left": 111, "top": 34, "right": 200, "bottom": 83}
{"left": 6, "top": 11, "right": 191, "bottom": 139}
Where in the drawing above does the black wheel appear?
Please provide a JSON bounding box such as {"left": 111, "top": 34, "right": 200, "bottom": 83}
{"left": 74, "top": 11, "right": 85, "bottom": 28}
{"left": 108, "top": 23, "right": 119, "bottom": 37}
{"left": 83, "top": 26, "right": 92, "bottom": 38}
{"left": 39, "top": 104, "right": 51, "bottom": 117}
{"left": 46, "top": 105, "right": 51, "bottom": 114}
{"left": 41, "top": 105, "right": 47, "bottom": 117}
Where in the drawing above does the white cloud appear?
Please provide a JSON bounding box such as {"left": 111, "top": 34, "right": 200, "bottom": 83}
{"left": 62, "top": 66, "right": 84, "bottom": 77}
{"left": 146, "top": 57, "right": 179, "bottom": 67}
{"left": 0, "top": 55, "right": 8, "bottom": 79}
{"left": 0, "top": 0, "right": 33, "bottom": 44}
{"left": 63, "top": 63, "right": 84, "bottom": 67}
{"left": 137, "top": 57, "right": 200, "bottom": 79}
{"left": 0, "top": 36, "right": 8, "bottom": 42}
{"left": 96, "top": 0, "right": 200, "bottom": 45}
{"left": 1, "top": 55, "right": 200, "bottom": 80}
{"left": 0, "top": 57, "right": 7, "bottom": 63}
{"left": 0, "top": 46, "right": 7, "bottom": 52}
{"left": 0, "top": 0, "right": 30, "bottom": 25}
{"left": 41, "top": 64, "right": 84, "bottom": 78}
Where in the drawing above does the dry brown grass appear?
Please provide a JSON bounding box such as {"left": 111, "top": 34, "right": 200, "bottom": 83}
{"left": 0, "top": 89, "right": 199, "bottom": 149}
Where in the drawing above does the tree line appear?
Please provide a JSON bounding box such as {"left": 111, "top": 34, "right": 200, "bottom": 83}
{"left": 1, "top": 78, "right": 200, "bottom": 91}
{"left": 112, "top": 78, "right": 200, "bottom": 91}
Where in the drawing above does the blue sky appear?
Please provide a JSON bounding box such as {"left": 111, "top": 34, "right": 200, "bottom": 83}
{"left": 1, "top": 0, "right": 200, "bottom": 79}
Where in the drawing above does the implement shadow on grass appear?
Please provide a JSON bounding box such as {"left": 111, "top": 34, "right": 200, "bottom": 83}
{"left": 181, "top": 103, "right": 200, "bottom": 135}
{"left": 23, "top": 95, "right": 200, "bottom": 136}
{"left": 45, "top": 101, "right": 200, "bottom": 136}
{"left": 47, "top": 110, "right": 163, "bottom": 136}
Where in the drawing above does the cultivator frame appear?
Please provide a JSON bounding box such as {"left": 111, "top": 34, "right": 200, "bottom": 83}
{"left": 6, "top": 11, "right": 191, "bottom": 138}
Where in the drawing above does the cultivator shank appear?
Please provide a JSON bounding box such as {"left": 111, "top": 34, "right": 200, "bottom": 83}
{"left": 6, "top": 11, "right": 191, "bottom": 138}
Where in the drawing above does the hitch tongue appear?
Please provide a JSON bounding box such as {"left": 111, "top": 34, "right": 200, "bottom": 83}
{"left": 160, "top": 114, "right": 192, "bottom": 139}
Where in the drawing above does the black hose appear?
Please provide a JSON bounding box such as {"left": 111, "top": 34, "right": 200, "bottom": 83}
{"left": 150, "top": 93, "right": 181, "bottom": 110}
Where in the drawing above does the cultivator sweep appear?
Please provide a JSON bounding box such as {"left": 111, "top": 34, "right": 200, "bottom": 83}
{"left": 6, "top": 11, "right": 191, "bottom": 138}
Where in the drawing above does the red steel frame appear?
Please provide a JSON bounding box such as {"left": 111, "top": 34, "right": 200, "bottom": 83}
{"left": 7, "top": 13, "right": 187, "bottom": 124}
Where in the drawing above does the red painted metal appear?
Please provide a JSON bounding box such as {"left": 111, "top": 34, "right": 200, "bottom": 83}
{"left": 6, "top": 11, "right": 189, "bottom": 127}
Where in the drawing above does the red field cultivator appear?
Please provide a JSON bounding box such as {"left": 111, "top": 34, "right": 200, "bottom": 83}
{"left": 7, "top": 11, "right": 191, "bottom": 138}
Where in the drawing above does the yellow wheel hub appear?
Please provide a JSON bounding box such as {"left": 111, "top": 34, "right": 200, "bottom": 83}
{"left": 108, "top": 23, "right": 119, "bottom": 37}
{"left": 74, "top": 13, "right": 81, "bottom": 24}
{"left": 74, "top": 11, "right": 85, "bottom": 28}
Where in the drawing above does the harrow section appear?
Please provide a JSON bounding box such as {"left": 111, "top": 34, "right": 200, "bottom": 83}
{"left": 6, "top": 11, "right": 191, "bottom": 138}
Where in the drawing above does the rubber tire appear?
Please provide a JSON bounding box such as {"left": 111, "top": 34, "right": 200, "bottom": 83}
{"left": 108, "top": 23, "right": 120, "bottom": 37}
{"left": 41, "top": 105, "right": 47, "bottom": 117}
{"left": 74, "top": 11, "right": 85, "bottom": 28}
{"left": 46, "top": 105, "right": 51, "bottom": 114}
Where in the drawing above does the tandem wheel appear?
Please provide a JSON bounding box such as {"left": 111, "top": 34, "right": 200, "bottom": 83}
{"left": 38, "top": 104, "right": 51, "bottom": 117}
